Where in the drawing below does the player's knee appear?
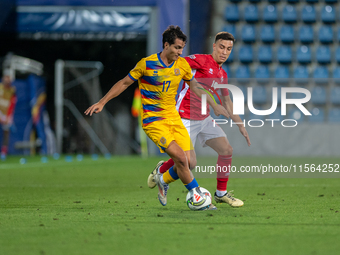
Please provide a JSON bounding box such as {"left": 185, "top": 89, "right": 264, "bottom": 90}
{"left": 220, "top": 144, "right": 233, "bottom": 156}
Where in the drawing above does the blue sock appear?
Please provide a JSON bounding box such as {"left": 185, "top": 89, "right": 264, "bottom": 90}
{"left": 168, "top": 166, "right": 179, "bottom": 180}
{"left": 185, "top": 178, "right": 199, "bottom": 191}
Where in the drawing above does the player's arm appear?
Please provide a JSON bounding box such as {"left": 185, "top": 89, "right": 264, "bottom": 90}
{"left": 85, "top": 75, "right": 134, "bottom": 116}
{"left": 222, "top": 95, "right": 251, "bottom": 146}
{"left": 188, "top": 78, "right": 229, "bottom": 118}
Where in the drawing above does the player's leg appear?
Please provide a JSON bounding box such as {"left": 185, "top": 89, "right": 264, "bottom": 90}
{"left": 1, "top": 127, "right": 10, "bottom": 160}
{"left": 205, "top": 137, "right": 243, "bottom": 207}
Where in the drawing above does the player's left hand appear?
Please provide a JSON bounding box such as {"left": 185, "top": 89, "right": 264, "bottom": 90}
{"left": 239, "top": 126, "right": 251, "bottom": 146}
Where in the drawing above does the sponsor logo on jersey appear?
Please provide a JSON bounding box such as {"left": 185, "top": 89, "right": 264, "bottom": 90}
{"left": 209, "top": 68, "right": 213, "bottom": 74}
{"left": 189, "top": 55, "right": 196, "bottom": 59}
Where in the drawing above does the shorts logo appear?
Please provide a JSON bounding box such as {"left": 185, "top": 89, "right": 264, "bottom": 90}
{"left": 160, "top": 137, "right": 166, "bottom": 145}
{"left": 174, "top": 68, "right": 180, "bottom": 76}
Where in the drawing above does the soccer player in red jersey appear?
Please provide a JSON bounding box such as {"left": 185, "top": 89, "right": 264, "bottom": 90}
{"left": 148, "top": 32, "right": 251, "bottom": 207}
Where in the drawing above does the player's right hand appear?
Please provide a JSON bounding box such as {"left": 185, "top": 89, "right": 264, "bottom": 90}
{"left": 212, "top": 104, "right": 230, "bottom": 118}
{"left": 84, "top": 102, "right": 104, "bottom": 116}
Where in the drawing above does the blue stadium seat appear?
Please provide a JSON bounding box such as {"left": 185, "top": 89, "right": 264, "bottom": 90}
{"left": 296, "top": 45, "right": 312, "bottom": 64}
{"left": 289, "top": 109, "right": 305, "bottom": 122}
{"left": 251, "top": 86, "right": 268, "bottom": 104}
{"left": 330, "top": 87, "right": 340, "bottom": 104}
{"left": 249, "top": 0, "right": 261, "bottom": 2}
{"left": 325, "top": 0, "right": 338, "bottom": 3}
{"left": 241, "top": 25, "right": 256, "bottom": 43}
{"left": 244, "top": 4, "right": 259, "bottom": 23}
{"left": 316, "top": 46, "right": 331, "bottom": 64}
{"left": 275, "top": 65, "right": 290, "bottom": 84}
{"left": 306, "top": 0, "right": 318, "bottom": 3}
{"left": 294, "top": 65, "right": 309, "bottom": 84}
{"left": 263, "top": 5, "right": 278, "bottom": 23}
{"left": 287, "top": 0, "right": 299, "bottom": 3}
{"left": 225, "top": 5, "right": 240, "bottom": 22}
{"left": 319, "top": 26, "right": 334, "bottom": 43}
{"left": 309, "top": 108, "right": 325, "bottom": 123}
{"left": 222, "top": 24, "right": 237, "bottom": 40}
{"left": 239, "top": 46, "right": 253, "bottom": 63}
{"left": 328, "top": 108, "right": 340, "bottom": 122}
{"left": 299, "top": 25, "right": 314, "bottom": 44}
{"left": 336, "top": 48, "right": 340, "bottom": 63}
{"left": 268, "top": 0, "right": 279, "bottom": 2}
{"left": 277, "top": 46, "right": 293, "bottom": 64}
{"left": 333, "top": 67, "right": 340, "bottom": 84}
{"left": 222, "top": 64, "right": 232, "bottom": 78}
{"left": 255, "top": 65, "right": 271, "bottom": 84}
{"left": 258, "top": 45, "right": 273, "bottom": 63}
{"left": 260, "top": 25, "right": 275, "bottom": 43}
{"left": 236, "top": 65, "right": 251, "bottom": 83}
{"left": 301, "top": 5, "right": 316, "bottom": 23}
{"left": 311, "top": 87, "right": 327, "bottom": 105}
{"left": 280, "top": 25, "right": 294, "bottom": 43}
{"left": 313, "top": 66, "right": 329, "bottom": 85}
{"left": 282, "top": 5, "right": 297, "bottom": 23}
{"left": 321, "top": 5, "right": 336, "bottom": 23}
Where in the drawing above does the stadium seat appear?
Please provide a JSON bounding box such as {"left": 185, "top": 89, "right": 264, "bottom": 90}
{"left": 309, "top": 108, "right": 325, "bottom": 123}
{"left": 282, "top": 5, "right": 297, "bottom": 23}
{"left": 311, "top": 87, "right": 327, "bottom": 105}
{"left": 293, "top": 65, "right": 309, "bottom": 84}
{"left": 277, "top": 46, "right": 293, "bottom": 64}
{"left": 325, "top": 0, "right": 338, "bottom": 3}
{"left": 241, "top": 25, "right": 256, "bottom": 43}
{"left": 230, "top": 0, "right": 242, "bottom": 2}
{"left": 336, "top": 48, "right": 340, "bottom": 63}
{"left": 319, "top": 26, "right": 334, "bottom": 43}
{"left": 301, "top": 5, "right": 316, "bottom": 23}
{"left": 299, "top": 25, "right": 314, "bottom": 44}
{"left": 235, "top": 65, "right": 251, "bottom": 83}
{"left": 316, "top": 46, "right": 331, "bottom": 64}
{"left": 289, "top": 109, "right": 305, "bottom": 122}
{"left": 263, "top": 5, "right": 278, "bottom": 23}
{"left": 251, "top": 86, "right": 268, "bottom": 104}
{"left": 280, "top": 25, "right": 294, "bottom": 43}
{"left": 225, "top": 5, "right": 240, "bottom": 22}
{"left": 306, "top": 0, "right": 318, "bottom": 3}
{"left": 321, "top": 5, "right": 336, "bottom": 23}
{"left": 249, "top": 0, "right": 261, "bottom": 2}
{"left": 255, "top": 65, "right": 271, "bottom": 84}
{"left": 328, "top": 108, "right": 340, "bottom": 122}
{"left": 222, "top": 64, "right": 232, "bottom": 77}
{"left": 296, "top": 45, "right": 312, "bottom": 64}
{"left": 268, "top": 0, "right": 280, "bottom": 2}
{"left": 222, "top": 24, "right": 237, "bottom": 40}
{"left": 258, "top": 45, "right": 273, "bottom": 63}
{"left": 239, "top": 45, "right": 253, "bottom": 63}
{"left": 287, "top": 0, "right": 299, "bottom": 3}
{"left": 313, "top": 66, "right": 329, "bottom": 85}
{"left": 330, "top": 87, "right": 340, "bottom": 104}
{"left": 260, "top": 25, "right": 275, "bottom": 43}
{"left": 333, "top": 67, "right": 340, "bottom": 84}
{"left": 275, "top": 65, "right": 290, "bottom": 84}
{"left": 244, "top": 4, "right": 259, "bottom": 23}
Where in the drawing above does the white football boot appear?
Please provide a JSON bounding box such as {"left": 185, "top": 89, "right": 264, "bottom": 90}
{"left": 214, "top": 190, "right": 244, "bottom": 207}
{"left": 147, "top": 160, "right": 164, "bottom": 188}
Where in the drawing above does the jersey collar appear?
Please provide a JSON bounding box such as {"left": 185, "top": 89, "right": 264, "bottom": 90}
{"left": 157, "top": 52, "right": 175, "bottom": 68}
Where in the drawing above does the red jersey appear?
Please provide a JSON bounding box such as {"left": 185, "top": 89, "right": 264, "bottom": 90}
{"left": 176, "top": 54, "right": 229, "bottom": 120}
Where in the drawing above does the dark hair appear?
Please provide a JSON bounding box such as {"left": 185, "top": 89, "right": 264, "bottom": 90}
{"left": 215, "top": 31, "right": 235, "bottom": 43}
{"left": 162, "top": 25, "right": 187, "bottom": 48}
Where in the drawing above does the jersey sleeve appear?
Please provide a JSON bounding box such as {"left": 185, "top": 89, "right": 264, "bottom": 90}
{"left": 184, "top": 54, "right": 205, "bottom": 70}
{"left": 128, "top": 59, "right": 145, "bottom": 81}
{"left": 181, "top": 59, "right": 194, "bottom": 81}
{"left": 221, "top": 69, "right": 229, "bottom": 96}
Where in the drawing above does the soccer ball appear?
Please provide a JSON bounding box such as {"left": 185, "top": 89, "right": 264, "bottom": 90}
{"left": 186, "top": 187, "right": 212, "bottom": 211}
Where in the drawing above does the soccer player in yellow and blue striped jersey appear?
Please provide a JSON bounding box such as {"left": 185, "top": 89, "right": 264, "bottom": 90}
{"left": 85, "top": 25, "right": 229, "bottom": 208}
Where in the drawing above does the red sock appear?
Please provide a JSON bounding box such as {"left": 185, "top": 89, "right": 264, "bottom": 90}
{"left": 216, "top": 155, "right": 232, "bottom": 191}
{"left": 1, "top": 146, "right": 8, "bottom": 155}
{"left": 159, "top": 158, "right": 175, "bottom": 174}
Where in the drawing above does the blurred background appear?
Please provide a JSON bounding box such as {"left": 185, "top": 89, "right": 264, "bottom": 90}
{"left": 0, "top": 0, "right": 339, "bottom": 158}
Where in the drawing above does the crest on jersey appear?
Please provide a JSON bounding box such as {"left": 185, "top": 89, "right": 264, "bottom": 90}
{"left": 209, "top": 68, "right": 213, "bottom": 74}
{"left": 160, "top": 137, "right": 166, "bottom": 145}
{"left": 189, "top": 55, "right": 196, "bottom": 59}
{"left": 174, "top": 68, "right": 180, "bottom": 76}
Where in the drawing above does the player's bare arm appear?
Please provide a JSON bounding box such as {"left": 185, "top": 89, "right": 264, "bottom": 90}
{"left": 188, "top": 78, "right": 230, "bottom": 118}
{"left": 84, "top": 75, "right": 134, "bottom": 116}
{"left": 223, "top": 95, "right": 251, "bottom": 146}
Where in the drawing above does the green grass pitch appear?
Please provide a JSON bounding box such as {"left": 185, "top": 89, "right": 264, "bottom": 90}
{"left": 0, "top": 155, "right": 339, "bottom": 255}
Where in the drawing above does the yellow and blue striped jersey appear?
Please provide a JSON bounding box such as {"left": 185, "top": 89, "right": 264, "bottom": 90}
{"left": 129, "top": 53, "right": 193, "bottom": 126}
